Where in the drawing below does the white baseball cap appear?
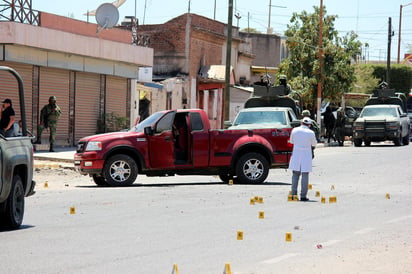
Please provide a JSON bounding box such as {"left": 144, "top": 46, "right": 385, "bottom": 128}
{"left": 302, "top": 117, "right": 312, "bottom": 125}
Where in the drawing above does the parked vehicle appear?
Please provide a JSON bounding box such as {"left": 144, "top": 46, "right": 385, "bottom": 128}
{"left": 228, "top": 107, "right": 300, "bottom": 130}
{"left": 227, "top": 83, "right": 301, "bottom": 130}
{"left": 352, "top": 89, "right": 410, "bottom": 146}
{"left": 407, "top": 94, "right": 412, "bottom": 138}
{"left": 74, "top": 109, "right": 294, "bottom": 186}
{"left": 0, "top": 66, "right": 36, "bottom": 230}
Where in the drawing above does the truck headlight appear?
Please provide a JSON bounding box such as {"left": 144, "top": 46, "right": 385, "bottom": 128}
{"left": 386, "top": 122, "right": 399, "bottom": 130}
{"left": 353, "top": 122, "right": 364, "bottom": 130}
{"left": 85, "top": 141, "right": 102, "bottom": 151}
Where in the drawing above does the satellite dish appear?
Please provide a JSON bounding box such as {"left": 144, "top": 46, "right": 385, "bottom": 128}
{"left": 95, "top": 3, "right": 119, "bottom": 29}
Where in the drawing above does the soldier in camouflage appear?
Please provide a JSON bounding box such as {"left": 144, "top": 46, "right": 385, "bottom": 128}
{"left": 279, "top": 74, "right": 292, "bottom": 94}
{"left": 35, "top": 96, "right": 61, "bottom": 152}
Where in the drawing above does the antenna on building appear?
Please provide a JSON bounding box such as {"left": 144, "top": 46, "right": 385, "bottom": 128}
{"left": 95, "top": 3, "right": 119, "bottom": 33}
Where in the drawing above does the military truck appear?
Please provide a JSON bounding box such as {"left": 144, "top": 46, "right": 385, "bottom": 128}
{"left": 352, "top": 88, "right": 410, "bottom": 146}
{"left": 0, "top": 66, "right": 36, "bottom": 230}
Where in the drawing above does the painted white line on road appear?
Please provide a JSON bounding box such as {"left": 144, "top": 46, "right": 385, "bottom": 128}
{"left": 260, "top": 253, "right": 299, "bottom": 265}
{"left": 354, "top": 227, "right": 376, "bottom": 234}
{"left": 386, "top": 215, "right": 412, "bottom": 224}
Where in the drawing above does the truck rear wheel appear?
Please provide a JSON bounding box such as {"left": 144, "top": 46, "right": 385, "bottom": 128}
{"left": 103, "top": 154, "right": 138, "bottom": 187}
{"left": 236, "top": 153, "right": 268, "bottom": 184}
{"left": 0, "top": 175, "right": 25, "bottom": 230}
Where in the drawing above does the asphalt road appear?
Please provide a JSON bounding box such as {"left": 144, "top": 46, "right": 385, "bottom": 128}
{"left": 1, "top": 142, "right": 411, "bottom": 274}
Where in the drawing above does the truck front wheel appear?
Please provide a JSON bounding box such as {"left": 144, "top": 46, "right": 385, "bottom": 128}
{"left": 236, "top": 153, "right": 269, "bottom": 184}
{"left": 0, "top": 175, "right": 25, "bottom": 230}
{"left": 354, "top": 138, "right": 362, "bottom": 147}
{"left": 103, "top": 154, "right": 138, "bottom": 187}
{"left": 92, "top": 174, "right": 109, "bottom": 187}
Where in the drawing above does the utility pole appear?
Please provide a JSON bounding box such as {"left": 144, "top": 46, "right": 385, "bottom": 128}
{"left": 387, "top": 17, "right": 394, "bottom": 86}
{"left": 316, "top": 0, "right": 324, "bottom": 129}
{"left": 268, "top": 0, "right": 272, "bottom": 34}
{"left": 224, "top": 0, "right": 233, "bottom": 122}
{"left": 267, "top": 0, "right": 286, "bottom": 34}
{"left": 397, "top": 3, "right": 412, "bottom": 63}
{"left": 214, "top": 0, "right": 216, "bottom": 20}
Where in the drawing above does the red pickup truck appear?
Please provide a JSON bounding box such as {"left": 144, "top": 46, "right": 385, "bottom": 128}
{"left": 74, "top": 109, "right": 293, "bottom": 186}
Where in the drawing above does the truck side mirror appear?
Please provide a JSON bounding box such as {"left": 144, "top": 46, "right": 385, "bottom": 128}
{"left": 144, "top": 126, "right": 153, "bottom": 136}
{"left": 224, "top": 120, "right": 232, "bottom": 128}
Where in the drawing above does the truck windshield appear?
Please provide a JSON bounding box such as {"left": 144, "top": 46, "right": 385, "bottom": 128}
{"left": 234, "top": 111, "right": 286, "bottom": 126}
{"left": 360, "top": 107, "right": 397, "bottom": 118}
{"left": 130, "top": 112, "right": 164, "bottom": 132}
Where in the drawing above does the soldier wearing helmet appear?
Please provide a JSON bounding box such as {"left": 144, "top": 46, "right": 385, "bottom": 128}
{"left": 302, "top": 109, "right": 320, "bottom": 142}
{"left": 279, "top": 74, "right": 292, "bottom": 94}
{"left": 34, "top": 96, "right": 62, "bottom": 152}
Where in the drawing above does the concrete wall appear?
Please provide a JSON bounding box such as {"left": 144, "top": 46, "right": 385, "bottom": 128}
{"left": 239, "top": 32, "right": 282, "bottom": 67}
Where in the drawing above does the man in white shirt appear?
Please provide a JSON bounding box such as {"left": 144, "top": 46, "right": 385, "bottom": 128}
{"left": 289, "top": 117, "right": 317, "bottom": 201}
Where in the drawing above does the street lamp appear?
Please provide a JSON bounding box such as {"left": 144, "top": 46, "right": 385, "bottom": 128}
{"left": 397, "top": 2, "right": 412, "bottom": 64}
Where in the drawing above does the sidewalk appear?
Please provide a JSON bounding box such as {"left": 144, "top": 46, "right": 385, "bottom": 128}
{"left": 34, "top": 146, "right": 76, "bottom": 169}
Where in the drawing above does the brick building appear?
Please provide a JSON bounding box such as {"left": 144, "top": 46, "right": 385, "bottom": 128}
{"left": 137, "top": 13, "right": 252, "bottom": 129}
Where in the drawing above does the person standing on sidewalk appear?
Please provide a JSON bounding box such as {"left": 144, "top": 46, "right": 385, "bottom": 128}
{"left": 289, "top": 117, "right": 317, "bottom": 201}
{"left": 35, "top": 96, "right": 61, "bottom": 152}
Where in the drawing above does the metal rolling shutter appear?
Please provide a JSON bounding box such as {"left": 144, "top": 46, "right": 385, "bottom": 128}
{"left": 0, "top": 62, "right": 34, "bottom": 132}
{"left": 106, "top": 75, "right": 128, "bottom": 118}
{"left": 39, "top": 67, "right": 70, "bottom": 146}
{"left": 74, "top": 72, "right": 100, "bottom": 143}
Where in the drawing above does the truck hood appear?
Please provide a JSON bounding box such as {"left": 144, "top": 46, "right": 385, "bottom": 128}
{"left": 228, "top": 123, "right": 289, "bottom": 130}
{"left": 79, "top": 131, "right": 143, "bottom": 142}
{"left": 356, "top": 116, "right": 398, "bottom": 122}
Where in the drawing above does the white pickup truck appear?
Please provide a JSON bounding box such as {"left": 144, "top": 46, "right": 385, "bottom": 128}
{"left": 353, "top": 90, "right": 410, "bottom": 147}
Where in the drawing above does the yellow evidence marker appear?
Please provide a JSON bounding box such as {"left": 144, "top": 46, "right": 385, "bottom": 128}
{"left": 259, "top": 211, "right": 265, "bottom": 219}
{"left": 315, "top": 191, "right": 320, "bottom": 197}
{"left": 223, "top": 262, "right": 232, "bottom": 274}
{"left": 172, "top": 263, "right": 179, "bottom": 274}
{"left": 237, "top": 230, "right": 244, "bottom": 240}
{"left": 69, "top": 206, "right": 76, "bottom": 214}
{"left": 285, "top": 232, "right": 292, "bottom": 242}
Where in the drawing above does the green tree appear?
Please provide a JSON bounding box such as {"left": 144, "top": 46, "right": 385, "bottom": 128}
{"left": 241, "top": 27, "right": 261, "bottom": 34}
{"left": 352, "top": 64, "right": 379, "bottom": 94}
{"left": 279, "top": 6, "right": 362, "bottom": 106}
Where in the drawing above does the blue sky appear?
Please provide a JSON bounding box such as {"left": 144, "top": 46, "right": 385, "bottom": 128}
{"left": 32, "top": 0, "right": 412, "bottom": 61}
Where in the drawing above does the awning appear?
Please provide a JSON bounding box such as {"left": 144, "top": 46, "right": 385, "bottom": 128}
{"left": 250, "top": 66, "right": 278, "bottom": 74}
